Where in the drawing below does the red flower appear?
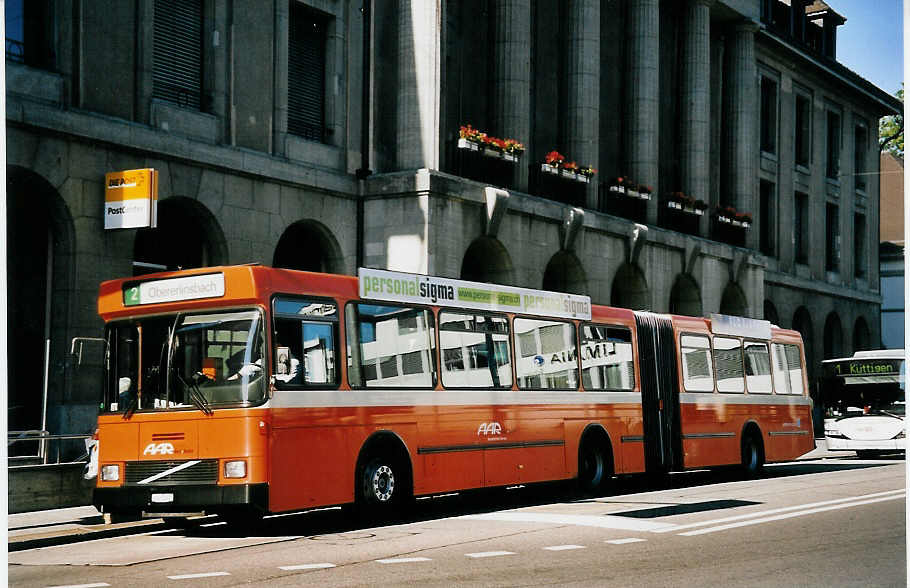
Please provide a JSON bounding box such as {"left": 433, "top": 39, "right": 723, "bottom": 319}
{"left": 545, "top": 151, "right": 565, "bottom": 165}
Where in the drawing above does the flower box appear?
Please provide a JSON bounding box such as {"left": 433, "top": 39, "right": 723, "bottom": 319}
{"left": 457, "top": 137, "right": 480, "bottom": 152}
{"left": 667, "top": 201, "right": 704, "bottom": 216}
{"left": 540, "top": 164, "right": 588, "bottom": 183}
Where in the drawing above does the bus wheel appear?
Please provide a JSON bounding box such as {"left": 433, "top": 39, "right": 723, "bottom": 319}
{"left": 578, "top": 440, "right": 611, "bottom": 495}
{"left": 358, "top": 455, "right": 410, "bottom": 520}
{"left": 741, "top": 433, "right": 765, "bottom": 477}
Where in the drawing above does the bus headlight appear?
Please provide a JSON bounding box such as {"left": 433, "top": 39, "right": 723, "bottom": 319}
{"left": 224, "top": 460, "right": 247, "bottom": 479}
{"left": 100, "top": 464, "right": 120, "bottom": 481}
{"left": 892, "top": 430, "right": 905, "bottom": 440}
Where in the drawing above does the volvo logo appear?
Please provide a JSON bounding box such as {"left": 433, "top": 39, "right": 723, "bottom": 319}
{"left": 143, "top": 442, "right": 175, "bottom": 456}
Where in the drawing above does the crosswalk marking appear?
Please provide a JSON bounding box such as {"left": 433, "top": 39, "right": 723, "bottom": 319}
{"left": 544, "top": 544, "right": 586, "bottom": 551}
{"left": 376, "top": 557, "right": 432, "bottom": 564}
{"left": 606, "top": 538, "right": 647, "bottom": 544}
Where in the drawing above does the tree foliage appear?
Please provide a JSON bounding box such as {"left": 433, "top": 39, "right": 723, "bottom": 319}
{"left": 879, "top": 87, "right": 903, "bottom": 158}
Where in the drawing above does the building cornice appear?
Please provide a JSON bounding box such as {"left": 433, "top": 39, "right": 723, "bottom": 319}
{"left": 757, "top": 27, "right": 901, "bottom": 115}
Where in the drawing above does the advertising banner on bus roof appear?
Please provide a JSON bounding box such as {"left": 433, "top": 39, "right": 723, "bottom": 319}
{"left": 358, "top": 268, "right": 592, "bottom": 320}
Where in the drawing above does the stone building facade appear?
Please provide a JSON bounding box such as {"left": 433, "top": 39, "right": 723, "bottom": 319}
{"left": 6, "top": 0, "right": 900, "bottom": 437}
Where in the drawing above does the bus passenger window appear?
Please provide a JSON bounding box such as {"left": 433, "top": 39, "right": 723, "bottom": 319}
{"left": 345, "top": 303, "right": 436, "bottom": 388}
{"left": 714, "top": 337, "right": 744, "bottom": 393}
{"left": 581, "top": 325, "right": 634, "bottom": 391}
{"left": 439, "top": 312, "right": 511, "bottom": 388}
{"left": 273, "top": 298, "right": 338, "bottom": 387}
{"left": 515, "top": 319, "right": 578, "bottom": 390}
{"left": 680, "top": 335, "right": 713, "bottom": 392}
{"left": 772, "top": 343, "right": 804, "bottom": 394}
{"left": 744, "top": 341, "right": 772, "bottom": 393}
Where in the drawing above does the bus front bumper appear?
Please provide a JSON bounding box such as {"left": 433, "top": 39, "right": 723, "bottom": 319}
{"left": 93, "top": 483, "right": 268, "bottom": 515}
{"left": 825, "top": 437, "right": 905, "bottom": 451}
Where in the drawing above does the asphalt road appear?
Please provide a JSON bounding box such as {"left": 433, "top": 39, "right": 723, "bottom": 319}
{"left": 8, "top": 455, "right": 906, "bottom": 587}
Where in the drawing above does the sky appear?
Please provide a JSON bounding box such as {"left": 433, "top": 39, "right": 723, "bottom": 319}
{"left": 829, "top": 0, "right": 903, "bottom": 96}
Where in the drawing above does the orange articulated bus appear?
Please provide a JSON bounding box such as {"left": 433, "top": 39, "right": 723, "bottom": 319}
{"left": 90, "top": 265, "right": 814, "bottom": 523}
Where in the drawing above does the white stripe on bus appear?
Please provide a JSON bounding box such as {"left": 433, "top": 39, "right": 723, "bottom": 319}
{"left": 269, "top": 389, "right": 810, "bottom": 409}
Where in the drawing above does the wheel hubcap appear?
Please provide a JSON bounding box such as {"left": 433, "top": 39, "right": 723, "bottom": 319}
{"left": 371, "top": 465, "right": 395, "bottom": 502}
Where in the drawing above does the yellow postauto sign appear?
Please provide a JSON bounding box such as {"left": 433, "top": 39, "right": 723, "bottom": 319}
{"left": 359, "top": 268, "right": 592, "bottom": 320}
{"left": 104, "top": 168, "right": 158, "bottom": 230}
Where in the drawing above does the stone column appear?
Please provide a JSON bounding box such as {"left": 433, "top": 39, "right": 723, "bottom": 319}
{"left": 565, "top": 0, "right": 600, "bottom": 209}
{"left": 680, "top": 0, "right": 712, "bottom": 236}
{"left": 723, "top": 20, "right": 760, "bottom": 248}
{"left": 492, "top": 0, "right": 532, "bottom": 191}
{"left": 626, "top": 0, "right": 660, "bottom": 223}
{"left": 396, "top": 0, "right": 441, "bottom": 170}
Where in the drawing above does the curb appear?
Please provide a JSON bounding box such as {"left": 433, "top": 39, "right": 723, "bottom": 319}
{"left": 8, "top": 519, "right": 170, "bottom": 552}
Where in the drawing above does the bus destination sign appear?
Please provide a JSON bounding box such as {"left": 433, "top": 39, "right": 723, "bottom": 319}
{"left": 123, "top": 273, "right": 225, "bottom": 307}
{"left": 358, "top": 268, "right": 592, "bottom": 320}
{"left": 824, "top": 359, "right": 903, "bottom": 378}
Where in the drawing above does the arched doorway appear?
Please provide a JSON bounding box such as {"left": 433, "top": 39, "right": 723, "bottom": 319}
{"left": 611, "top": 264, "right": 649, "bottom": 310}
{"left": 764, "top": 300, "right": 780, "bottom": 325}
{"left": 669, "top": 274, "right": 702, "bottom": 317}
{"left": 542, "top": 251, "right": 587, "bottom": 294}
{"left": 824, "top": 312, "right": 844, "bottom": 359}
{"left": 461, "top": 237, "right": 513, "bottom": 285}
{"left": 719, "top": 282, "right": 748, "bottom": 317}
{"left": 133, "top": 196, "right": 228, "bottom": 274}
{"left": 792, "top": 306, "right": 815, "bottom": 372}
{"left": 273, "top": 219, "right": 344, "bottom": 273}
{"left": 853, "top": 317, "right": 872, "bottom": 352}
{"left": 7, "top": 166, "right": 75, "bottom": 433}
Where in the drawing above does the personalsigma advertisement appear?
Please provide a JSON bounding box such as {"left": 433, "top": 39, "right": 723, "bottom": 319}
{"left": 358, "top": 268, "right": 591, "bottom": 320}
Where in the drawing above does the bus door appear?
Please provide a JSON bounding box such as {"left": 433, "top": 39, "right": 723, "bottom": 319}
{"left": 634, "top": 312, "right": 682, "bottom": 473}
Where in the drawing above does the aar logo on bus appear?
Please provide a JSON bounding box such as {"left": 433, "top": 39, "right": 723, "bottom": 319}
{"left": 143, "top": 442, "right": 175, "bottom": 456}
{"left": 477, "top": 422, "right": 503, "bottom": 436}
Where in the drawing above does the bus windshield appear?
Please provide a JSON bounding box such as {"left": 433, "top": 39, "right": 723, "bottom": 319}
{"left": 821, "top": 352, "right": 905, "bottom": 419}
{"left": 104, "top": 309, "right": 266, "bottom": 413}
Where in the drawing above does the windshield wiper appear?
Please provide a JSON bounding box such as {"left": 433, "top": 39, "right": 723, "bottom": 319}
{"left": 177, "top": 372, "right": 214, "bottom": 415}
{"left": 122, "top": 394, "right": 138, "bottom": 420}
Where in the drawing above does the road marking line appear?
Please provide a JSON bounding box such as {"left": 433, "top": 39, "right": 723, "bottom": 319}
{"left": 679, "top": 494, "right": 905, "bottom": 536}
{"left": 544, "top": 544, "right": 586, "bottom": 551}
{"left": 47, "top": 584, "right": 111, "bottom": 588}
{"left": 461, "top": 512, "right": 675, "bottom": 532}
{"left": 376, "top": 557, "right": 432, "bottom": 564}
{"left": 279, "top": 563, "right": 337, "bottom": 570}
{"left": 653, "top": 489, "right": 905, "bottom": 533}
{"left": 606, "top": 538, "right": 647, "bottom": 544}
{"left": 465, "top": 551, "right": 516, "bottom": 558}
{"left": 167, "top": 572, "right": 231, "bottom": 580}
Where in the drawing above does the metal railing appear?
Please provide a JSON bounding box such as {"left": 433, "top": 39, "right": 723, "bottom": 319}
{"left": 8, "top": 430, "right": 92, "bottom": 465}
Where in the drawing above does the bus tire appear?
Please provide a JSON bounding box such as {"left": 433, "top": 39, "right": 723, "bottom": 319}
{"left": 578, "top": 436, "right": 613, "bottom": 495}
{"left": 741, "top": 431, "right": 765, "bottom": 477}
{"left": 357, "top": 454, "right": 412, "bottom": 521}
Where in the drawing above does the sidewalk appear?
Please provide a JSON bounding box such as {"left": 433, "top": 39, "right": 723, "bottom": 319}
{"left": 8, "top": 505, "right": 171, "bottom": 551}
